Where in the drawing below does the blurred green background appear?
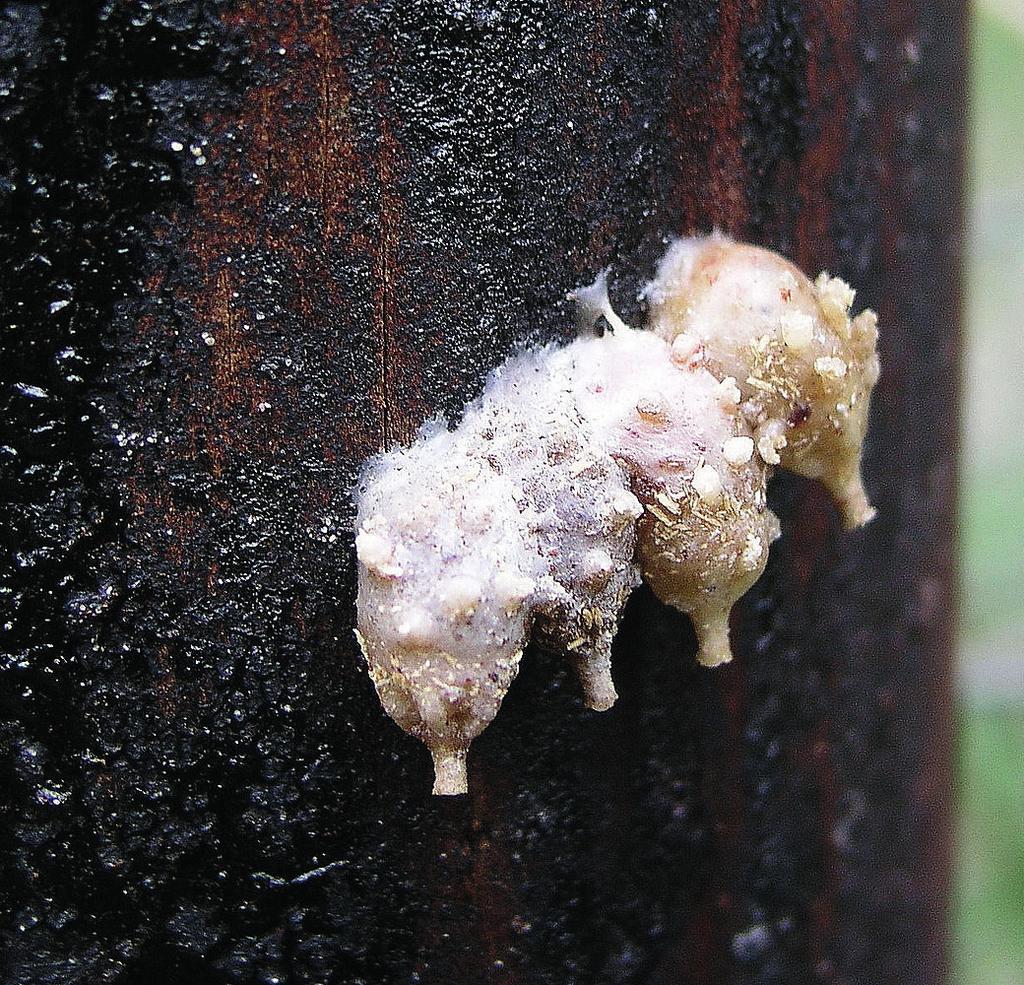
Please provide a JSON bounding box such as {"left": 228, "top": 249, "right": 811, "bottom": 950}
{"left": 956, "top": 2, "right": 1024, "bottom": 982}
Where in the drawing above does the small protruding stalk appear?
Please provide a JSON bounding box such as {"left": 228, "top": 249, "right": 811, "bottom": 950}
{"left": 693, "top": 612, "right": 733, "bottom": 669}
{"left": 430, "top": 745, "right": 468, "bottom": 796}
{"left": 573, "top": 649, "right": 618, "bottom": 712}
{"left": 824, "top": 466, "right": 876, "bottom": 530}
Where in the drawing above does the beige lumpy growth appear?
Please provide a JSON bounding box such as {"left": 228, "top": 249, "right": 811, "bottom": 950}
{"left": 646, "top": 233, "right": 881, "bottom": 528}
{"left": 355, "top": 234, "right": 880, "bottom": 794}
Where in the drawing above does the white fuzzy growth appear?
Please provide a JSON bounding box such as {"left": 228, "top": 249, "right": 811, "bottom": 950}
{"left": 756, "top": 420, "right": 788, "bottom": 466}
{"left": 691, "top": 463, "right": 723, "bottom": 502}
{"left": 355, "top": 235, "right": 881, "bottom": 795}
{"left": 582, "top": 548, "right": 615, "bottom": 590}
{"left": 814, "top": 355, "right": 848, "bottom": 379}
{"left": 723, "top": 435, "right": 755, "bottom": 466}
{"left": 355, "top": 520, "right": 402, "bottom": 577}
{"left": 670, "top": 333, "right": 702, "bottom": 366}
{"left": 714, "top": 376, "right": 742, "bottom": 407}
{"left": 439, "top": 576, "right": 481, "bottom": 619}
{"left": 815, "top": 271, "right": 856, "bottom": 312}
{"left": 740, "top": 533, "right": 764, "bottom": 571}
{"left": 355, "top": 326, "right": 753, "bottom": 793}
{"left": 780, "top": 312, "right": 815, "bottom": 350}
{"left": 493, "top": 571, "right": 536, "bottom": 613}
{"left": 609, "top": 488, "right": 644, "bottom": 525}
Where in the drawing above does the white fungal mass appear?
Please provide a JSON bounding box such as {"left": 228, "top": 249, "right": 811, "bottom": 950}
{"left": 355, "top": 234, "right": 881, "bottom": 795}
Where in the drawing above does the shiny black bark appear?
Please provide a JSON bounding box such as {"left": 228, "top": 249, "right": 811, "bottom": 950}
{"left": 1, "top": 2, "right": 962, "bottom": 983}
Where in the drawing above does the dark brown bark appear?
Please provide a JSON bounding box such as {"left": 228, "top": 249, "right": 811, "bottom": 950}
{"left": 0, "top": 2, "right": 963, "bottom": 984}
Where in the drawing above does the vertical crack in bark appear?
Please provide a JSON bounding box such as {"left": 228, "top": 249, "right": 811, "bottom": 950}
{"left": 796, "top": 0, "right": 856, "bottom": 271}
{"left": 376, "top": 118, "right": 400, "bottom": 446}
{"left": 708, "top": 0, "right": 749, "bottom": 232}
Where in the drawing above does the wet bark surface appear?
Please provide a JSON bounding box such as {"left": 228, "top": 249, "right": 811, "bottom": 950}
{"left": 0, "top": 2, "right": 962, "bottom": 983}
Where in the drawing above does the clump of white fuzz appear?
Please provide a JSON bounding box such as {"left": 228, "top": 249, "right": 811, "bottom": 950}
{"left": 356, "top": 235, "right": 881, "bottom": 794}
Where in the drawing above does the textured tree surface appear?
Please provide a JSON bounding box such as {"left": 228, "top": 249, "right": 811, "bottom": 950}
{"left": 0, "top": 2, "right": 962, "bottom": 984}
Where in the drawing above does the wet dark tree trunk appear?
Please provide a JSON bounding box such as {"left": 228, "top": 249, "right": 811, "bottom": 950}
{"left": 1, "top": 2, "right": 963, "bottom": 984}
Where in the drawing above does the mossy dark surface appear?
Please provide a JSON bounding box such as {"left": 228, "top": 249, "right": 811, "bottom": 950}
{"left": 1, "top": 2, "right": 962, "bottom": 983}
